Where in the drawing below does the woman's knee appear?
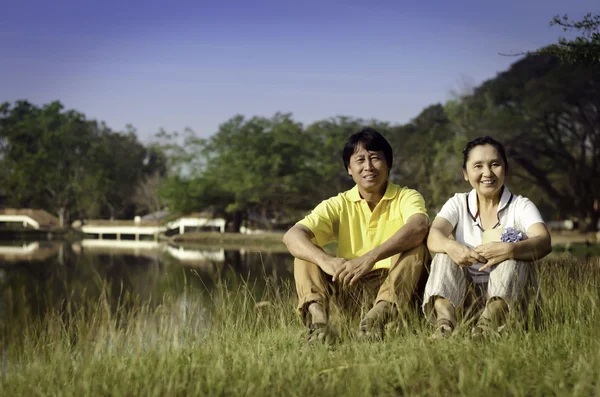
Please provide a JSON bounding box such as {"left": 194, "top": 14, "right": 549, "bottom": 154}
{"left": 429, "top": 253, "right": 463, "bottom": 276}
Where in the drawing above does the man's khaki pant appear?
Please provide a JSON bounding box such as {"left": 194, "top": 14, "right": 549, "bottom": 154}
{"left": 294, "top": 244, "right": 428, "bottom": 324}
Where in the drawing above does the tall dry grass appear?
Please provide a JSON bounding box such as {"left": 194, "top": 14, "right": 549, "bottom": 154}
{"left": 1, "top": 255, "right": 600, "bottom": 396}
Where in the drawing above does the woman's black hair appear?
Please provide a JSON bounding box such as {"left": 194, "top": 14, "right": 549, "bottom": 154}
{"left": 462, "top": 136, "right": 509, "bottom": 171}
{"left": 342, "top": 128, "right": 393, "bottom": 170}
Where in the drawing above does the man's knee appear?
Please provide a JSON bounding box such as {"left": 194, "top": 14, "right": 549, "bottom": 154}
{"left": 384, "top": 244, "right": 429, "bottom": 307}
{"left": 395, "top": 243, "right": 428, "bottom": 270}
{"left": 293, "top": 258, "right": 330, "bottom": 307}
{"left": 293, "top": 257, "right": 321, "bottom": 276}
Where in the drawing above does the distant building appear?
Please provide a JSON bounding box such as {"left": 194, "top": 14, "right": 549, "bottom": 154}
{"left": 0, "top": 208, "right": 60, "bottom": 230}
{"left": 75, "top": 218, "right": 166, "bottom": 241}
{"left": 166, "top": 212, "right": 226, "bottom": 234}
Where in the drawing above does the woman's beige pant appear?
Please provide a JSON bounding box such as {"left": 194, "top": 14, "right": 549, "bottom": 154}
{"left": 422, "top": 253, "right": 533, "bottom": 324}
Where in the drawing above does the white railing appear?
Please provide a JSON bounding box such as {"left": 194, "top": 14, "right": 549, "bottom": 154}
{"left": 0, "top": 215, "right": 40, "bottom": 229}
{"left": 80, "top": 225, "right": 167, "bottom": 240}
{"left": 166, "top": 218, "right": 226, "bottom": 234}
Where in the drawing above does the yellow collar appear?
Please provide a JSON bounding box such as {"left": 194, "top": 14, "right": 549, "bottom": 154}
{"left": 347, "top": 181, "right": 399, "bottom": 202}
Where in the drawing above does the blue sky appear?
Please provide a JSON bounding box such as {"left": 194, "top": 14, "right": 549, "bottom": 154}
{"left": 1, "top": 0, "right": 598, "bottom": 142}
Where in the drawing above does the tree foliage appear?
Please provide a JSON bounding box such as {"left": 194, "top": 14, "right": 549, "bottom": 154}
{"left": 387, "top": 104, "right": 460, "bottom": 212}
{"left": 539, "top": 13, "right": 600, "bottom": 65}
{"left": 0, "top": 101, "right": 167, "bottom": 225}
{"left": 2, "top": 39, "right": 599, "bottom": 232}
{"left": 156, "top": 51, "right": 599, "bottom": 232}
{"left": 448, "top": 55, "right": 600, "bottom": 230}
{"left": 157, "top": 113, "right": 319, "bottom": 231}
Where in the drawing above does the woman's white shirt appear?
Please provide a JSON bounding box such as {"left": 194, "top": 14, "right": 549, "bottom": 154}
{"left": 436, "top": 186, "right": 545, "bottom": 283}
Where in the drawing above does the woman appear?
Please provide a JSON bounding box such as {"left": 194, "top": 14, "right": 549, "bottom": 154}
{"left": 423, "top": 136, "right": 552, "bottom": 338}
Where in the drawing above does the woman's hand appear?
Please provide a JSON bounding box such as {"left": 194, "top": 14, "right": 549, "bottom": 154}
{"left": 474, "top": 242, "right": 513, "bottom": 271}
{"left": 445, "top": 240, "right": 488, "bottom": 267}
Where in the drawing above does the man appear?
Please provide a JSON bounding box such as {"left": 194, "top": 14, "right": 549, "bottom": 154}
{"left": 282, "top": 128, "right": 429, "bottom": 343}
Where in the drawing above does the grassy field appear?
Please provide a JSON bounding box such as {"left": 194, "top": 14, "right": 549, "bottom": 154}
{"left": 1, "top": 254, "right": 600, "bottom": 396}
{"left": 167, "top": 231, "right": 288, "bottom": 251}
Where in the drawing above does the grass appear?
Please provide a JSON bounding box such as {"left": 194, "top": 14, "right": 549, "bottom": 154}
{"left": 552, "top": 242, "right": 600, "bottom": 257}
{"left": 167, "top": 231, "right": 288, "bottom": 251}
{"left": 1, "top": 255, "right": 600, "bottom": 396}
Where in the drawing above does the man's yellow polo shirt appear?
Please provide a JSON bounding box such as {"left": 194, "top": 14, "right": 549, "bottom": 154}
{"left": 297, "top": 181, "right": 428, "bottom": 270}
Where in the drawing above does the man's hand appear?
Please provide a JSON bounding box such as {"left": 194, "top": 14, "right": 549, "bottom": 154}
{"left": 474, "top": 242, "right": 512, "bottom": 271}
{"left": 318, "top": 257, "right": 347, "bottom": 277}
{"left": 333, "top": 254, "right": 377, "bottom": 287}
{"left": 445, "top": 240, "right": 487, "bottom": 267}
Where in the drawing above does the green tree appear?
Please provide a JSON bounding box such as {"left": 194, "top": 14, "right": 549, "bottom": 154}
{"left": 387, "top": 104, "right": 458, "bottom": 213}
{"left": 159, "top": 113, "right": 317, "bottom": 232}
{"left": 88, "top": 126, "right": 150, "bottom": 219}
{"left": 0, "top": 100, "right": 166, "bottom": 224}
{"left": 540, "top": 13, "right": 600, "bottom": 65}
{"left": 0, "top": 101, "right": 97, "bottom": 225}
{"left": 305, "top": 117, "right": 393, "bottom": 202}
{"left": 448, "top": 55, "right": 600, "bottom": 230}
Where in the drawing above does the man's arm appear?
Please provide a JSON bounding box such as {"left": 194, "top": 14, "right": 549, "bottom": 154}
{"left": 334, "top": 213, "right": 429, "bottom": 286}
{"left": 366, "top": 213, "right": 429, "bottom": 264}
{"left": 282, "top": 224, "right": 346, "bottom": 276}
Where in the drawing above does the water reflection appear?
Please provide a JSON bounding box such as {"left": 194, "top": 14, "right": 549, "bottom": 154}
{"left": 0, "top": 240, "right": 294, "bottom": 331}
{"left": 0, "top": 241, "right": 61, "bottom": 264}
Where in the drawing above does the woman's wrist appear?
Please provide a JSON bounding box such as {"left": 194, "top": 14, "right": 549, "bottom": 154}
{"left": 505, "top": 242, "right": 516, "bottom": 259}
{"left": 442, "top": 238, "right": 457, "bottom": 254}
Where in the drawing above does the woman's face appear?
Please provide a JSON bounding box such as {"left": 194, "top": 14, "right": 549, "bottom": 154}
{"left": 463, "top": 144, "right": 506, "bottom": 199}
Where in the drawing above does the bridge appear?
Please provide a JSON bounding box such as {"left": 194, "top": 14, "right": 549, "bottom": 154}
{"left": 76, "top": 212, "right": 227, "bottom": 240}
{"left": 78, "top": 219, "right": 167, "bottom": 241}
{"left": 166, "top": 212, "right": 226, "bottom": 234}
{"left": 0, "top": 209, "right": 60, "bottom": 230}
{"left": 1, "top": 209, "right": 245, "bottom": 239}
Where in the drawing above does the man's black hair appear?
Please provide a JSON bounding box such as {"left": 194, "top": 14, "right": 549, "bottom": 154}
{"left": 342, "top": 127, "right": 393, "bottom": 170}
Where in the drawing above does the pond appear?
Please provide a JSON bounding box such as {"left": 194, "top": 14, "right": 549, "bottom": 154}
{"left": 0, "top": 240, "right": 295, "bottom": 327}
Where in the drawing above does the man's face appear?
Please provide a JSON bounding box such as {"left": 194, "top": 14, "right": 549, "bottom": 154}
{"left": 347, "top": 145, "right": 389, "bottom": 194}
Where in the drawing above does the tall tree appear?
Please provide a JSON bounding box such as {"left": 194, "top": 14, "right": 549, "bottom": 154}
{"left": 0, "top": 101, "right": 96, "bottom": 225}
{"left": 305, "top": 117, "right": 393, "bottom": 202}
{"left": 159, "top": 113, "right": 317, "bottom": 232}
{"left": 448, "top": 55, "right": 600, "bottom": 230}
{"left": 539, "top": 13, "right": 600, "bottom": 65}
{"left": 88, "top": 126, "right": 150, "bottom": 219}
{"left": 0, "top": 101, "right": 166, "bottom": 224}
{"left": 387, "top": 104, "right": 458, "bottom": 213}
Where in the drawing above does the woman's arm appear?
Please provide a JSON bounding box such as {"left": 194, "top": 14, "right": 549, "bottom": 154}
{"left": 428, "top": 217, "right": 487, "bottom": 266}
{"left": 498, "top": 223, "right": 552, "bottom": 261}
{"left": 427, "top": 217, "right": 454, "bottom": 253}
{"left": 476, "top": 223, "right": 552, "bottom": 270}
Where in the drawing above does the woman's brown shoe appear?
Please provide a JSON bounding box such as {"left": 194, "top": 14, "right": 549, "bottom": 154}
{"left": 429, "top": 318, "right": 454, "bottom": 340}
